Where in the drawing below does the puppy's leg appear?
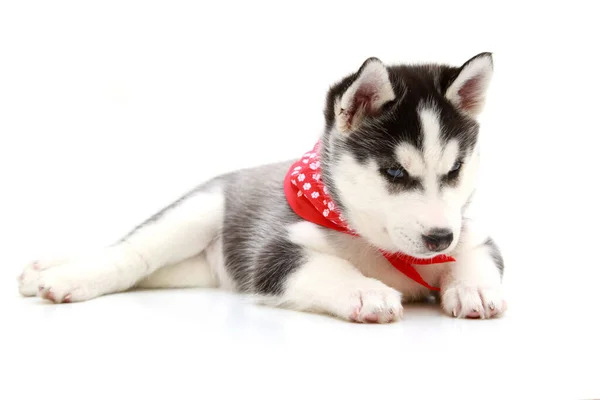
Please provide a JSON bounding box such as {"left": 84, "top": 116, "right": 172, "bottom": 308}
{"left": 440, "top": 219, "right": 506, "bottom": 319}
{"left": 276, "top": 252, "right": 403, "bottom": 323}
{"left": 19, "top": 253, "right": 218, "bottom": 296}
{"left": 18, "top": 187, "right": 224, "bottom": 303}
{"left": 135, "top": 253, "right": 218, "bottom": 289}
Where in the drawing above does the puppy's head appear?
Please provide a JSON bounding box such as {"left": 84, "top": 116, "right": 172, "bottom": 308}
{"left": 320, "top": 53, "right": 493, "bottom": 257}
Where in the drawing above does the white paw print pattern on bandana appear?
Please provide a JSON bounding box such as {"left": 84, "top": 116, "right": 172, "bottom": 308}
{"left": 286, "top": 141, "right": 348, "bottom": 230}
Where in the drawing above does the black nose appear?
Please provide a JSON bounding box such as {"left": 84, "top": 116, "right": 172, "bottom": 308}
{"left": 422, "top": 229, "right": 453, "bottom": 252}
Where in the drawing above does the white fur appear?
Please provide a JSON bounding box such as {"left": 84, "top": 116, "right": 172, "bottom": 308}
{"left": 136, "top": 254, "right": 218, "bottom": 289}
{"left": 420, "top": 106, "right": 444, "bottom": 168}
{"left": 277, "top": 250, "right": 403, "bottom": 323}
{"left": 417, "top": 106, "right": 463, "bottom": 234}
{"left": 439, "top": 140, "right": 460, "bottom": 174}
{"left": 440, "top": 219, "right": 505, "bottom": 318}
{"left": 287, "top": 221, "right": 333, "bottom": 254}
{"left": 395, "top": 139, "right": 459, "bottom": 178}
{"left": 395, "top": 144, "right": 425, "bottom": 177}
{"left": 205, "top": 237, "right": 236, "bottom": 291}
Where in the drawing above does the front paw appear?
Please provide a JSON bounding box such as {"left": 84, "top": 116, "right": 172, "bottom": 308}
{"left": 339, "top": 279, "right": 403, "bottom": 324}
{"left": 441, "top": 282, "right": 506, "bottom": 319}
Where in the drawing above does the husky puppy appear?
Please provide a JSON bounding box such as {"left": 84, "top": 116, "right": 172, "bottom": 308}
{"left": 18, "top": 53, "right": 505, "bottom": 323}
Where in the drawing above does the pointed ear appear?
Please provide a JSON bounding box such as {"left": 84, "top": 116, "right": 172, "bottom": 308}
{"left": 445, "top": 52, "right": 494, "bottom": 118}
{"left": 335, "top": 57, "right": 395, "bottom": 134}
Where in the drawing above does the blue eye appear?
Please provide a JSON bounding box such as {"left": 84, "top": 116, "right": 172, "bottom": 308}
{"left": 386, "top": 168, "right": 405, "bottom": 179}
{"left": 449, "top": 160, "right": 462, "bottom": 173}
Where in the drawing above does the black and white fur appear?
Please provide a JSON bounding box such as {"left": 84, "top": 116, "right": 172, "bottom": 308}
{"left": 18, "top": 53, "right": 505, "bottom": 323}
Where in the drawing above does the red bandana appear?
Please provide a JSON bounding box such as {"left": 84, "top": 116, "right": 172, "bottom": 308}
{"left": 283, "top": 141, "right": 455, "bottom": 291}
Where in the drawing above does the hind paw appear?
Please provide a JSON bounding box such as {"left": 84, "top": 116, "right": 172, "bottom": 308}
{"left": 18, "top": 257, "right": 71, "bottom": 297}
{"left": 37, "top": 285, "right": 72, "bottom": 303}
{"left": 18, "top": 256, "right": 108, "bottom": 303}
{"left": 35, "top": 261, "right": 107, "bottom": 303}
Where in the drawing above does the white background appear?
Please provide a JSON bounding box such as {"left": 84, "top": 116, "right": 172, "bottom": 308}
{"left": 1, "top": 1, "right": 599, "bottom": 399}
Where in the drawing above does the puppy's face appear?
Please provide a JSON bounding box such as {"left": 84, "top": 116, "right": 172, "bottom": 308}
{"left": 321, "top": 54, "right": 493, "bottom": 257}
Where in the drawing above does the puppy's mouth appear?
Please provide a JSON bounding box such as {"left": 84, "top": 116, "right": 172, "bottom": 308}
{"left": 396, "top": 248, "right": 443, "bottom": 259}
{"left": 412, "top": 249, "right": 448, "bottom": 259}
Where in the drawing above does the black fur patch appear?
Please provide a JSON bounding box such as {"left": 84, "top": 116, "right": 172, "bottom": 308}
{"left": 253, "top": 238, "right": 306, "bottom": 295}
{"left": 221, "top": 162, "right": 307, "bottom": 294}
